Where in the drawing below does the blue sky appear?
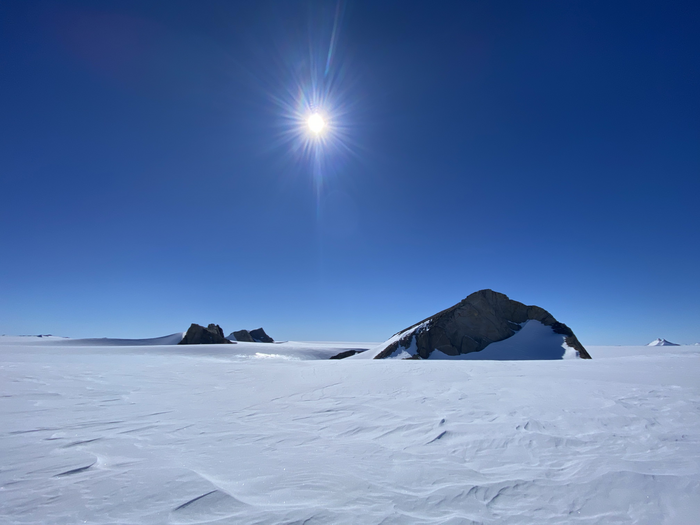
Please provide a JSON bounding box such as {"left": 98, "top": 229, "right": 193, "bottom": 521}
{"left": 1, "top": 1, "right": 698, "bottom": 345}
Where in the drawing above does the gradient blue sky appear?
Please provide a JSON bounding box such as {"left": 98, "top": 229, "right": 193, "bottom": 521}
{"left": 1, "top": 1, "right": 698, "bottom": 345}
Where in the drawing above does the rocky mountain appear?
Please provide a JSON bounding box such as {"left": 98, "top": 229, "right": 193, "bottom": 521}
{"left": 368, "top": 289, "right": 590, "bottom": 360}
{"left": 179, "top": 324, "right": 232, "bottom": 345}
{"left": 647, "top": 338, "right": 680, "bottom": 347}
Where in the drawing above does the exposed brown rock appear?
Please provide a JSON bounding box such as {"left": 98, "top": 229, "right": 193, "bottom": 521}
{"left": 179, "top": 324, "right": 232, "bottom": 345}
{"left": 227, "top": 328, "right": 274, "bottom": 343}
{"left": 229, "top": 330, "right": 255, "bottom": 342}
{"left": 375, "top": 290, "right": 590, "bottom": 359}
{"left": 250, "top": 328, "right": 274, "bottom": 343}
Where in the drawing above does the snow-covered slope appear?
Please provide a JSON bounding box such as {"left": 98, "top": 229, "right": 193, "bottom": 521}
{"left": 1, "top": 340, "right": 699, "bottom": 524}
{"left": 59, "top": 333, "right": 187, "bottom": 346}
{"left": 355, "top": 320, "right": 584, "bottom": 360}
{"left": 0, "top": 333, "right": 186, "bottom": 346}
{"left": 648, "top": 338, "right": 680, "bottom": 346}
{"left": 351, "top": 320, "right": 430, "bottom": 359}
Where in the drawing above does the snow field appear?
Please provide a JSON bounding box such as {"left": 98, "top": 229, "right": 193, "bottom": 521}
{"left": 1, "top": 343, "right": 699, "bottom": 524}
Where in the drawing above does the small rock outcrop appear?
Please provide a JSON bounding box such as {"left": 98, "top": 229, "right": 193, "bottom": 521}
{"left": 373, "top": 289, "right": 590, "bottom": 360}
{"left": 250, "top": 328, "right": 274, "bottom": 343}
{"left": 228, "top": 330, "right": 255, "bottom": 342}
{"left": 330, "top": 349, "right": 367, "bottom": 359}
{"left": 179, "top": 324, "right": 232, "bottom": 345}
{"left": 226, "top": 328, "right": 274, "bottom": 343}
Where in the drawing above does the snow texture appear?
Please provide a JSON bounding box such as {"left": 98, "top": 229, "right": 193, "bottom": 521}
{"left": 1, "top": 338, "right": 699, "bottom": 524}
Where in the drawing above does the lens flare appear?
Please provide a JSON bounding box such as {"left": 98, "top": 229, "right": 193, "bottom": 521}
{"left": 258, "top": 0, "right": 361, "bottom": 218}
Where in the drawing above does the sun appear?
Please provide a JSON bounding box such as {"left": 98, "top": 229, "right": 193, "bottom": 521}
{"left": 307, "top": 113, "right": 326, "bottom": 134}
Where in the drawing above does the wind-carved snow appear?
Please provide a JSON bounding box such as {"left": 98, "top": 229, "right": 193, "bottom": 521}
{"left": 1, "top": 341, "right": 699, "bottom": 524}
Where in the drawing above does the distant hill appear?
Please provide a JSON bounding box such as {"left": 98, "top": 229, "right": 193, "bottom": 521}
{"left": 647, "top": 338, "right": 680, "bottom": 347}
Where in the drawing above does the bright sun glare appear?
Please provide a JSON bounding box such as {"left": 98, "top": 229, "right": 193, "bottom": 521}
{"left": 307, "top": 113, "right": 325, "bottom": 134}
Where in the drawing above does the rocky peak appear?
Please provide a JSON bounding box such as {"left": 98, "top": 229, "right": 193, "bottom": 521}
{"left": 374, "top": 289, "right": 590, "bottom": 359}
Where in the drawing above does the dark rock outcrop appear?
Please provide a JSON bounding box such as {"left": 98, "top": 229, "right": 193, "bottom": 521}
{"left": 250, "top": 328, "right": 274, "bottom": 343}
{"left": 228, "top": 330, "right": 255, "bottom": 342}
{"left": 179, "top": 324, "right": 232, "bottom": 345}
{"left": 375, "top": 289, "right": 590, "bottom": 359}
{"left": 226, "top": 328, "right": 274, "bottom": 343}
{"left": 330, "top": 349, "right": 367, "bottom": 359}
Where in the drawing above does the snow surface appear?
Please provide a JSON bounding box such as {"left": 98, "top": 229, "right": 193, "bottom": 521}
{"left": 1, "top": 339, "right": 699, "bottom": 524}
{"left": 0, "top": 335, "right": 374, "bottom": 360}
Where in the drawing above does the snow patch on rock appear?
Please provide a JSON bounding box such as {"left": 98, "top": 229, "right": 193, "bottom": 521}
{"left": 352, "top": 320, "right": 430, "bottom": 359}
{"left": 428, "top": 320, "right": 582, "bottom": 360}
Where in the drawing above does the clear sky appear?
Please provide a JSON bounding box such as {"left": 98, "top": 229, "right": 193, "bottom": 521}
{"left": 1, "top": 1, "right": 698, "bottom": 345}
